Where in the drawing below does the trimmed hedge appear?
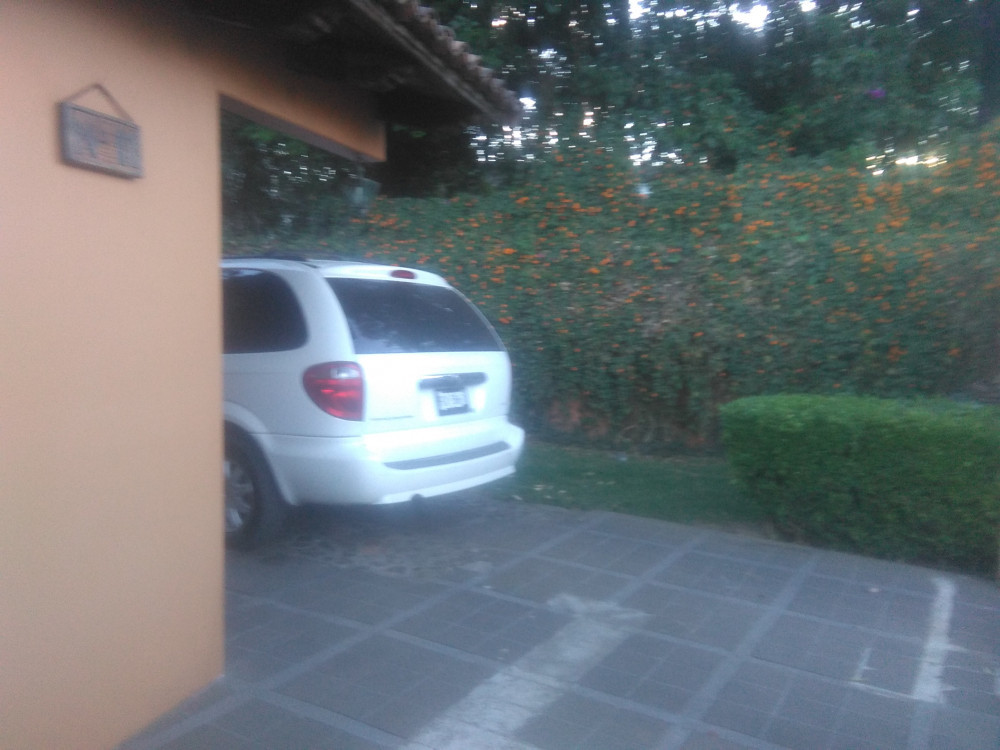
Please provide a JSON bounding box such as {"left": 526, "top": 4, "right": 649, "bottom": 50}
{"left": 720, "top": 395, "right": 1000, "bottom": 575}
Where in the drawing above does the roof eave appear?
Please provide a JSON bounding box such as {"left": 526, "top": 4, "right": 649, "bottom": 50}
{"left": 333, "top": 0, "right": 520, "bottom": 125}
{"left": 186, "top": 0, "right": 521, "bottom": 127}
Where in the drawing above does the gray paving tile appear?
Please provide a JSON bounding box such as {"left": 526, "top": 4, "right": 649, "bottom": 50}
{"left": 275, "top": 569, "right": 449, "bottom": 624}
{"left": 465, "top": 513, "right": 581, "bottom": 553}
{"left": 157, "top": 724, "right": 264, "bottom": 750}
{"left": 394, "top": 589, "right": 569, "bottom": 663}
{"left": 810, "top": 551, "right": 939, "bottom": 594}
{"left": 955, "top": 575, "right": 1000, "bottom": 607}
{"left": 706, "top": 661, "right": 916, "bottom": 749}
{"left": 225, "top": 594, "right": 282, "bottom": 636}
{"left": 704, "top": 660, "right": 789, "bottom": 730}
{"left": 483, "top": 557, "right": 628, "bottom": 603}
{"left": 257, "top": 715, "right": 390, "bottom": 750}
{"left": 655, "top": 552, "right": 798, "bottom": 604}
{"left": 495, "top": 606, "right": 571, "bottom": 647}
{"left": 692, "top": 534, "right": 815, "bottom": 569}
{"left": 754, "top": 613, "right": 922, "bottom": 692}
{"left": 950, "top": 598, "right": 1000, "bottom": 654}
{"left": 678, "top": 730, "right": 766, "bottom": 749}
{"left": 278, "top": 670, "right": 387, "bottom": 722}
{"left": 587, "top": 716, "right": 676, "bottom": 750}
{"left": 277, "top": 633, "right": 493, "bottom": 735}
{"left": 623, "top": 583, "right": 765, "bottom": 649}
{"left": 580, "top": 633, "right": 723, "bottom": 712}
{"left": 943, "top": 646, "right": 1000, "bottom": 717}
{"left": 545, "top": 528, "right": 680, "bottom": 575}
{"left": 226, "top": 601, "right": 357, "bottom": 682}
{"left": 777, "top": 687, "right": 849, "bottom": 735}
{"left": 631, "top": 681, "right": 703, "bottom": 715}
{"left": 647, "top": 641, "right": 724, "bottom": 687}
{"left": 787, "top": 575, "right": 931, "bottom": 637}
{"left": 831, "top": 690, "right": 913, "bottom": 749}
{"left": 197, "top": 696, "right": 392, "bottom": 748}
{"left": 208, "top": 698, "right": 290, "bottom": 740}
{"left": 703, "top": 698, "right": 774, "bottom": 739}
{"left": 364, "top": 673, "right": 492, "bottom": 738}
{"left": 227, "top": 606, "right": 357, "bottom": 666}
{"left": 928, "top": 707, "right": 1000, "bottom": 749}
{"left": 517, "top": 692, "right": 670, "bottom": 750}
{"left": 225, "top": 553, "right": 333, "bottom": 596}
{"left": 944, "top": 680, "right": 1000, "bottom": 716}
{"left": 226, "top": 645, "right": 300, "bottom": 683}
{"left": 266, "top": 568, "right": 367, "bottom": 608}
{"left": 764, "top": 716, "right": 834, "bottom": 749}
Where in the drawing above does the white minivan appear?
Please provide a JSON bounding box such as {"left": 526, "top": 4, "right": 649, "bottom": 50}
{"left": 222, "top": 257, "right": 524, "bottom": 547}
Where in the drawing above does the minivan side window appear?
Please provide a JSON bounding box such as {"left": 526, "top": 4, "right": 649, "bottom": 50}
{"left": 329, "top": 278, "right": 502, "bottom": 354}
{"left": 222, "top": 269, "right": 308, "bottom": 353}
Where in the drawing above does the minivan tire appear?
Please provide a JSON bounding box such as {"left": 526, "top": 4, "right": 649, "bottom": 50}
{"left": 224, "top": 426, "right": 287, "bottom": 549}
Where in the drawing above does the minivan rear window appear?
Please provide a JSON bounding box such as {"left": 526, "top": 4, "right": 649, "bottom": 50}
{"left": 328, "top": 278, "right": 502, "bottom": 354}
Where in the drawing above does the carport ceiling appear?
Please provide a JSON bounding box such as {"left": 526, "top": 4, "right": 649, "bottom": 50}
{"left": 185, "top": 0, "right": 521, "bottom": 127}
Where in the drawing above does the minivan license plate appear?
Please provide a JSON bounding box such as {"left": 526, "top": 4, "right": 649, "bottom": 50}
{"left": 435, "top": 388, "right": 469, "bottom": 415}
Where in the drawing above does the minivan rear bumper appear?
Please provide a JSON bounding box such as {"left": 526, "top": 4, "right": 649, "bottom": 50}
{"left": 258, "top": 417, "right": 525, "bottom": 506}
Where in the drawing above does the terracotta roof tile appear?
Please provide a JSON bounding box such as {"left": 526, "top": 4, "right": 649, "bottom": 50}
{"left": 373, "top": 0, "right": 520, "bottom": 122}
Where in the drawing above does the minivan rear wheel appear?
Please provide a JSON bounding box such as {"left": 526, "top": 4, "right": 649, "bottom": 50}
{"left": 224, "top": 428, "right": 287, "bottom": 548}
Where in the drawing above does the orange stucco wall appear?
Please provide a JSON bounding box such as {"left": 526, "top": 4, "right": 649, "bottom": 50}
{"left": 0, "top": 2, "right": 383, "bottom": 749}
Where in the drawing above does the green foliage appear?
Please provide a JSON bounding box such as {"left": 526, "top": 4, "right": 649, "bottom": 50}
{"left": 720, "top": 395, "right": 1000, "bottom": 574}
{"left": 421, "top": 0, "right": 986, "bottom": 179}
{"left": 256, "top": 125, "right": 1000, "bottom": 452}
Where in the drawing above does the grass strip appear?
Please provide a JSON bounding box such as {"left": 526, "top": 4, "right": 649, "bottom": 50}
{"left": 488, "top": 440, "right": 768, "bottom": 533}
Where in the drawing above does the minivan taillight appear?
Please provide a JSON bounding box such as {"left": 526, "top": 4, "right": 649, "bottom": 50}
{"left": 303, "top": 362, "right": 364, "bottom": 420}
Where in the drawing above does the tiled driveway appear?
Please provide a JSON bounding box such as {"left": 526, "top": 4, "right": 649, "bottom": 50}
{"left": 121, "top": 494, "right": 1000, "bottom": 749}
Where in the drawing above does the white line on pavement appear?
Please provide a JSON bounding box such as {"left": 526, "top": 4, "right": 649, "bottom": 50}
{"left": 912, "top": 575, "right": 956, "bottom": 703}
{"left": 851, "top": 646, "right": 873, "bottom": 683}
{"left": 403, "top": 594, "right": 647, "bottom": 750}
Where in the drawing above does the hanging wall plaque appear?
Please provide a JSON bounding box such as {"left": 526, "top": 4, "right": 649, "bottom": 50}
{"left": 60, "top": 84, "right": 142, "bottom": 179}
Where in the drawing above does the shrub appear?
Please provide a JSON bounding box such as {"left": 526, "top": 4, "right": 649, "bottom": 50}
{"left": 721, "top": 395, "right": 1000, "bottom": 575}
{"left": 228, "top": 125, "right": 1000, "bottom": 451}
